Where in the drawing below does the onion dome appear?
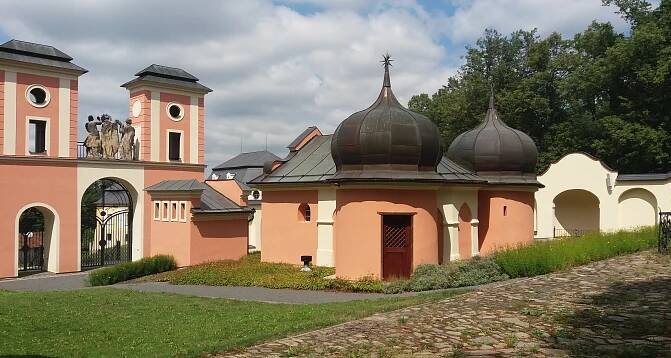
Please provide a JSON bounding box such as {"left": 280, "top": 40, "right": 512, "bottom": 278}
{"left": 330, "top": 55, "right": 443, "bottom": 173}
{"left": 447, "top": 94, "right": 538, "bottom": 174}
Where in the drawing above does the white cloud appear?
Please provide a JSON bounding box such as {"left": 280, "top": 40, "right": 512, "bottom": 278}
{"left": 0, "top": 0, "right": 631, "bottom": 172}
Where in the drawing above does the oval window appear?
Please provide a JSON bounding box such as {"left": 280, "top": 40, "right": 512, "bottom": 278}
{"left": 26, "top": 85, "right": 50, "bottom": 107}
{"left": 167, "top": 103, "right": 184, "bottom": 121}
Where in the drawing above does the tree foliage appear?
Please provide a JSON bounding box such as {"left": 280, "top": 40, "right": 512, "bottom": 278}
{"left": 410, "top": 0, "right": 671, "bottom": 173}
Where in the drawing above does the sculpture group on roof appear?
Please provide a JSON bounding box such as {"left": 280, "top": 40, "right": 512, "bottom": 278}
{"left": 84, "top": 114, "right": 135, "bottom": 160}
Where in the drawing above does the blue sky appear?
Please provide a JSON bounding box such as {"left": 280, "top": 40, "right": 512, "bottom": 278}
{"left": 0, "top": 0, "right": 641, "bottom": 170}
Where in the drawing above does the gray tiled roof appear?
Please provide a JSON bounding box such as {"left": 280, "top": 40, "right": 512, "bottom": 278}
{"left": 145, "top": 179, "right": 207, "bottom": 192}
{"left": 0, "top": 39, "right": 87, "bottom": 74}
{"left": 121, "top": 74, "right": 212, "bottom": 93}
{"left": 196, "top": 184, "right": 252, "bottom": 214}
{"left": 251, "top": 134, "right": 487, "bottom": 184}
{"left": 213, "top": 150, "right": 280, "bottom": 170}
{"left": 617, "top": 172, "right": 671, "bottom": 181}
{"left": 135, "top": 64, "right": 199, "bottom": 81}
{"left": 121, "top": 64, "right": 212, "bottom": 93}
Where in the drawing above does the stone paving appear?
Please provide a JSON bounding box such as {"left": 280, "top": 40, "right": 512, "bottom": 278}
{"left": 219, "top": 251, "right": 671, "bottom": 357}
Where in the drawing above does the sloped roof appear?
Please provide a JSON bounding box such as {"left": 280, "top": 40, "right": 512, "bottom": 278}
{"left": 287, "top": 126, "right": 319, "bottom": 150}
{"left": 251, "top": 134, "right": 486, "bottom": 184}
{"left": 0, "top": 39, "right": 87, "bottom": 74}
{"left": 135, "top": 64, "right": 199, "bottom": 81}
{"left": 213, "top": 150, "right": 280, "bottom": 170}
{"left": 617, "top": 172, "right": 671, "bottom": 182}
{"left": 145, "top": 179, "right": 206, "bottom": 192}
{"left": 144, "top": 180, "right": 251, "bottom": 214}
{"left": 121, "top": 64, "right": 212, "bottom": 93}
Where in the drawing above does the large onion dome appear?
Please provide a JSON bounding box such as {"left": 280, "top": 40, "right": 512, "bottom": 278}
{"left": 447, "top": 95, "right": 538, "bottom": 174}
{"left": 330, "top": 55, "right": 443, "bottom": 174}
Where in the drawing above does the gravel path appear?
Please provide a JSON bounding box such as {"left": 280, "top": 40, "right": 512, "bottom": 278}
{"left": 219, "top": 251, "right": 671, "bottom": 357}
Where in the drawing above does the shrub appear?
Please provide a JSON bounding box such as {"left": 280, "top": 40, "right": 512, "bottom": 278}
{"left": 89, "top": 255, "right": 177, "bottom": 286}
{"left": 382, "top": 256, "right": 509, "bottom": 293}
{"left": 492, "top": 226, "right": 658, "bottom": 278}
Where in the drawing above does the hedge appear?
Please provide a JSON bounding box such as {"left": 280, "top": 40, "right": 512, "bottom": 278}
{"left": 89, "top": 255, "right": 177, "bottom": 286}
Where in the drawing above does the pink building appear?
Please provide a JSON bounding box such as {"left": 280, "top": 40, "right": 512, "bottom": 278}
{"left": 253, "top": 58, "right": 541, "bottom": 280}
{"left": 0, "top": 40, "right": 250, "bottom": 279}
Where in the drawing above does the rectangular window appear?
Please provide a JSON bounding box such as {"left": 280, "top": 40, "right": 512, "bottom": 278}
{"left": 179, "top": 202, "right": 187, "bottom": 222}
{"left": 28, "top": 120, "right": 46, "bottom": 154}
{"left": 171, "top": 202, "right": 178, "bottom": 221}
{"left": 162, "top": 201, "right": 169, "bottom": 221}
{"left": 169, "top": 132, "right": 181, "bottom": 161}
{"left": 153, "top": 201, "right": 161, "bottom": 220}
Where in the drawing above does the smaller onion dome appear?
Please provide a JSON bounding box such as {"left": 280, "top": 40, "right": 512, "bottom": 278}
{"left": 447, "top": 95, "right": 538, "bottom": 174}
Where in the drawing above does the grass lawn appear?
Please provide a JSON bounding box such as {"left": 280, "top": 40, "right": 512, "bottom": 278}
{"left": 0, "top": 288, "right": 458, "bottom": 357}
{"left": 145, "top": 252, "right": 385, "bottom": 292}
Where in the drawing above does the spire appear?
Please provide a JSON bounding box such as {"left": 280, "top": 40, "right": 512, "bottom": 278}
{"left": 381, "top": 53, "right": 393, "bottom": 87}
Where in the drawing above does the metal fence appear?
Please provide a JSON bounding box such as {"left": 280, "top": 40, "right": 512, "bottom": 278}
{"left": 553, "top": 227, "right": 596, "bottom": 238}
{"left": 659, "top": 212, "right": 670, "bottom": 253}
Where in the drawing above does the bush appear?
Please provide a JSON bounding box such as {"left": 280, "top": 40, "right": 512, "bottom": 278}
{"left": 89, "top": 255, "right": 177, "bottom": 286}
{"left": 492, "top": 226, "right": 658, "bottom": 278}
{"left": 382, "top": 256, "right": 509, "bottom": 293}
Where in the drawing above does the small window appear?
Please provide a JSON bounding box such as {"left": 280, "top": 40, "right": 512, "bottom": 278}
{"left": 26, "top": 85, "right": 50, "bottom": 107}
{"left": 298, "top": 203, "right": 311, "bottom": 222}
{"left": 153, "top": 201, "right": 161, "bottom": 220}
{"left": 28, "top": 120, "right": 46, "bottom": 154}
{"left": 166, "top": 103, "right": 184, "bottom": 121}
{"left": 162, "top": 202, "right": 169, "bottom": 221}
{"left": 252, "top": 190, "right": 260, "bottom": 200}
{"left": 503, "top": 205, "right": 507, "bottom": 216}
{"left": 171, "top": 202, "right": 178, "bottom": 221}
{"left": 179, "top": 202, "right": 187, "bottom": 222}
{"left": 169, "top": 132, "right": 181, "bottom": 161}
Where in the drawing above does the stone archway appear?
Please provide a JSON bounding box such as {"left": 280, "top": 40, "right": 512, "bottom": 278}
{"left": 553, "top": 189, "right": 600, "bottom": 237}
{"left": 15, "top": 204, "right": 59, "bottom": 274}
{"left": 618, "top": 188, "right": 657, "bottom": 229}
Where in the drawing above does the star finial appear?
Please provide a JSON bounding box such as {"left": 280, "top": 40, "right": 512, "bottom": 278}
{"left": 381, "top": 53, "right": 392, "bottom": 87}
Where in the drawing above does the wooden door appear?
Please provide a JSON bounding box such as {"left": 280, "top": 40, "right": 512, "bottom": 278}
{"left": 382, "top": 214, "right": 412, "bottom": 280}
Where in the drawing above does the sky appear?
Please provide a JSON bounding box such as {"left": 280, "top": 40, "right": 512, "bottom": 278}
{"left": 0, "top": 0, "right": 638, "bottom": 171}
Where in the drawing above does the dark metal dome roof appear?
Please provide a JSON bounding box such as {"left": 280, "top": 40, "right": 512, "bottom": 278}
{"left": 330, "top": 56, "right": 443, "bottom": 173}
{"left": 447, "top": 95, "right": 538, "bottom": 174}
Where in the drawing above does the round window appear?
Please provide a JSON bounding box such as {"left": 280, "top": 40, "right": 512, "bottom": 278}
{"left": 131, "top": 100, "right": 142, "bottom": 117}
{"left": 252, "top": 190, "right": 261, "bottom": 200}
{"left": 167, "top": 103, "right": 184, "bottom": 121}
{"left": 26, "top": 85, "right": 50, "bottom": 107}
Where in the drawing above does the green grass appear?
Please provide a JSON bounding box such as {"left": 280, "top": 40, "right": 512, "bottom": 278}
{"left": 147, "top": 252, "right": 385, "bottom": 292}
{"left": 492, "top": 226, "right": 658, "bottom": 278}
{"left": 0, "top": 288, "right": 458, "bottom": 357}
{"left": 89, "top": 255, "right": 177, "bottom": 286}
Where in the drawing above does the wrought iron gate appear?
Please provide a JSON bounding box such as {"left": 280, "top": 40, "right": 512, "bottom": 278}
{"left": 18, "top": 207, "right": 45, "bottom": 272}
{"left": 81, "top": 179, "right": 133, "bottom": 268}
{"left": 659, "top": 211, "right": 670, "bottom": 253}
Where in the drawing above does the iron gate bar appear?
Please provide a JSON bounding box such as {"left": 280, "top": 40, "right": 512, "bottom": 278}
{"left": 659, "top": 211, "right": 670, "bottom": 253}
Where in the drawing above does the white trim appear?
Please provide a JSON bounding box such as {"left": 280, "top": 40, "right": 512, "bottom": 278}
{"left": 4, "top": 71, "right": 17, "bottom": 154}
{"left": 25, "top": 116, "right": 50, "bottom": 155}
{"left": 150, "top": 91, "right": 160, "bottom": 161}
{"left": 153, "top": 201, "right": 161, "bottom": 221}
{"left": 170, "top": 201, "right": 179, "bottom": 222}
{"left": 25, "top": 84, "right": 51, "bottom": 108}
{"left": 58, "top": 79, "right": 70, "bottom": 157}
{"left": 166, "top": 102, "right": 184, "bottom": 121}
{"left": 179, "top": 201, "right": 188, "bottom": 222}
{"left": 0, "top": 62, "right": 79, "bottom": 80}
{"left": 470, "top": 219, "right": 480, "bottom": 256}
{"left": 165, "top": 129, "right": 184, "bottom": 162}
{"left": 162, "top": 201, "right": 170, "bottom": 222}
{"left": 189, "top": 96, "right": 199, "bottom": 164}
{"left": 124, "top": 84, "right": 207, "bottom": 97}
{"left": 316, "top": 189, "right": 336, "bottom": 267}
{"left": 14, "top": 202, "right": 60, "bottom": 276}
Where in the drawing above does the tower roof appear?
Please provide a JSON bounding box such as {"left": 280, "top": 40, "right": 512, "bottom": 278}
{"left": 121, "top": 64, "right": 211, "bottom": 93}
{"left": 0, "top": 39, "right": 87, "bottom": 74}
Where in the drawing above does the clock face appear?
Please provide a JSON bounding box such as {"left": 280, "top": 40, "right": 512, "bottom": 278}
{"left": 131, "top": 100, "right": 142, "bottom": 118}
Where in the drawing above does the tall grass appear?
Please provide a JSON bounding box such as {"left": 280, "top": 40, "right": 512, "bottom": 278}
{"left": 492, "top": 226, "right": 658, "bottom": 278}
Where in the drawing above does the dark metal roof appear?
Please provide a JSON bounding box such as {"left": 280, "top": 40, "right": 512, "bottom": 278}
{"left": 252, "top": 134, "right": 485, "bottom": 184}
{"left": 135, "top": 64, "right": 199, "bottom": 82}
{"left": 121, "top": 64, "right": 212, "bottom": 93}
{"left": 447, "top": 95, "right": 538, "bottom": 175}
{"left": 287, "top": 126, "right": 319, "bottom": 150}
{"left": 617, "top": 172, "right": 671, "bottom": 181}
{"left": 213, "top": 150, "right": 280, "bottom": 170}
{"left": 330, "top": 57, "right": 443, "bottom": 174}
{"left": 145, "top": 179, "right": 206, "bottom": 192}
{"left": 195, "top": 184, "right": 252, "bottom": 214}
{"left": 0, "top": 39, "right": 87, "bottom": 74}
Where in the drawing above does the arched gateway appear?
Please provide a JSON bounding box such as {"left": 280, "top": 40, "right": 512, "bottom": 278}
{"left": 80, "top": 178, "right": 133, "bottom": 268}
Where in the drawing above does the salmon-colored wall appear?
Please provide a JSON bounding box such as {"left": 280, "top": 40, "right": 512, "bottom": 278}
{"left": 0, "top": 70, "right": 5, "bottom": 154}
{"left": 69, "top": 80, "right": 78, "bottom": 158}
{"left": 159, "top": 92, "right": 190, "bottom": 163}
{"left": 198, "top": 97, "right": 205, "bottom": 165}
{"left": 334, "top": 189, "right": 439, "bottom": 279}
{"left": 206, "top": 180, "right": 245, "bottom": 206}
{"left": 293, "top": 128, "right": 321, "bottom": 151}
{"left": 129, "top": 91, "right": 151, "bottom": 161}
{"left": 0, "top": 161, "right": 78, "bottom": 278}
{"left": 458, "top": 203, "right": 472, "bottom": 259}
{"left": 15, "top": 73, "right": 60, "bottom": 156}
{"left": 190, "top": 218, "right": 248, "bottom": 265}
{"left": 478, "top": 190, "right": 534, "bottom": 255}
{"left": 261, "top": 190, "right": 318, "bottom": 265}
{"left": 143, "top": 166, "right": 204, "bottom": 257}
{"left": 148, "top": 200, "right": 192, "bottom": 266}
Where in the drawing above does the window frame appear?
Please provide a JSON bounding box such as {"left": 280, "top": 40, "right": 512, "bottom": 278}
{"left": 179, "top": 201, "right": 187, "bottom": 222}
{"left": 25, "top": 117, "right": 50, "bottom": 155}
{"left": 153, "top": 201, "right": 161, "bottom": 221}
{"left": 166, "top": 102, "right": 184, "bottom": 121}
{"left": 162, "top": 201, "right": 170, "bottom": 222}
{"left": 166, "top": 130, "right": 184, "bottom": 162}
{"left": 25, "top": 84, "right": 51, "bottom": 108}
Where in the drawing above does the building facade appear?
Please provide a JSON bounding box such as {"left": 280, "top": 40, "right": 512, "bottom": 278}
{"left": 0, "top": 40, "right": 249, "bottom": 279}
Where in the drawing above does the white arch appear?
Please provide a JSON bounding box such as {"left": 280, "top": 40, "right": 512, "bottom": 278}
{"left": 618, "top": 188, "right": 658, "bottom": 229}
{"left": 14, "top": 202, "right": 60, "bottom": 276}
{"left": 553, "top": 189, "right": 600, "bottom": 236}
